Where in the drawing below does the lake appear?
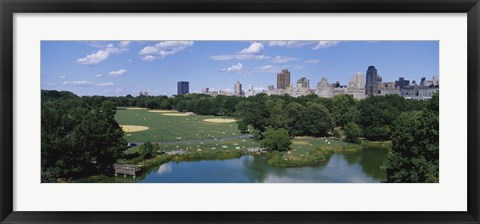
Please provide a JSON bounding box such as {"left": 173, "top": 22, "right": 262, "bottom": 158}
{"left": 110, "top": 148, "right": 388, "bottom": 183}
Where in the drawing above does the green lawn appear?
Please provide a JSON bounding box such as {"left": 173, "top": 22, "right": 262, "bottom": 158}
{"left": 115, "top": 108, "right": 243, "bottom": 142}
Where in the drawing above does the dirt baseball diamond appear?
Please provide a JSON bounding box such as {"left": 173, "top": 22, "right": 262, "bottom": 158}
{"left": 203, "top": 118, "right": 236, "bottom": 123}
{"left": 292, "top": 140, "right": 310, "bottom": 145}
{"left": 148, "top": 110, "right": 178, "bottom": 113}
{"left": 120, "top": 125, "right": 149, "bottom": 132}
{"left": 161, "top": 113, "right": 191, "bottom": 116}
{"left": 125, "top": 107, "right": 146, "bottom": 110}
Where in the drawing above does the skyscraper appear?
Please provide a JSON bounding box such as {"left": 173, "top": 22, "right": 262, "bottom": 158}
{"left": 234, "top": 81, "right": 243, "bottom": 96}
{"left": 277, "top": 69, "right": 291, "bottom": 89}
{"left": 394, "top": 77, "right": 410, "bottom": 89}
{"left": 177, "top": 81, "right": 189, "bottom": 95}
{"left": 297, "top": 77, "right": 310, "bottom": 89}
{"left": 365, "top": 66, "right": 379, "bottom": 96}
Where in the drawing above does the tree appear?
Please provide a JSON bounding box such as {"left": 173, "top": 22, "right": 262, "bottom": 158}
{"left": 331, "top": 94, "right": 359, "bottom": 127}
{"left": 358, "top": 95, "right": 406, "bottom": 141}
{"left": 298, "top": 103, "right": 335, "bottom": 137}
{"left": 261, "top": 128, "right": 291, "bottom": 151}
{"left": 235, "top": 94, "right": 269, "bottom": 133}
{"left": 382, "top": 94, "right": 439, "bottom": 183}
{"left": 344, "top": 122, "right": 362, "bottom": 144}
{"left": 138, "top": 142, "right": 154, "bottom": 159}
{"left": 266, "top": 99, "right": 288, "bottom": 129}
{"left": 284, "top": 102, "right": 307, "bottom": 136}
{"left": 41, "top": 91, "right": 126, "bottom": 182}
{"left": 237, "top": 120, "right": 249, "bottom": 133}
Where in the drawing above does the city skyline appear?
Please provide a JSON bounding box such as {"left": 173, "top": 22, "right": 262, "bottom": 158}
{"left": 41, "top": 41, "right": 439, "bottom": 96}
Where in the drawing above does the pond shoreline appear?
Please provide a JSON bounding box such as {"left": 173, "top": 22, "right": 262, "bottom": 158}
{"left": 76, "top": 140, "right": 390, "bottom": 183}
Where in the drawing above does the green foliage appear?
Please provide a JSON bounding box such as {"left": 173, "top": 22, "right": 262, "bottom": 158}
{"left": 138, "top": 142, "right": 155, "bottom": 159}
{"left": 382, "top": 94, "right": 439, "bottom": 183}
{"left": 267, "top": 149, "right": 333, "bottom": 167}
{"left": 299, "top": 103, "right": 335, "bottom": 137}
{"left": 235, "top": 94, "right": 269, "bottom": 132}
{"left": 344, "top": 122, "right": 362, "bottom": 144}
{"left": 333, "top": 129, "right": 341, "bottom": 138}
{"left": 237, "top": 120, "right": 249, "bottom": 133}
{"left": 358, "top": 95, "right": 407, "bottom": 141}
{"left": 41, "top": 91, "right": 126, "bottom": 182}
{"left": 261, "top": 128, "right": 292, "bottom": 151}
{"left": 331, "top": 94, "right": 359, "bottom": 127}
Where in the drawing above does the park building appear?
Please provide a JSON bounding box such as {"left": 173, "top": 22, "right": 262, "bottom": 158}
{"left": 277, "top": 69, "right": 291, "bottom": 89}
{"left": 177, "top": 81, "right": 189, "bottom": 95}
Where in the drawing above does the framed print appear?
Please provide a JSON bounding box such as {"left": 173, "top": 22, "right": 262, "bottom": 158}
{"left": 1, "top": 0, "right": 479, "bottom": 223}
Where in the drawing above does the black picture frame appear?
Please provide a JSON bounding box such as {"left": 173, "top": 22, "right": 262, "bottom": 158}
{"left": 1, "top": 0, "right": 479, "bottom": 223}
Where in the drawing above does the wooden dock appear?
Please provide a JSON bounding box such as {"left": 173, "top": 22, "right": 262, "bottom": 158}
{"left": 113, "top": 164, "right": 141, "bottom": 178}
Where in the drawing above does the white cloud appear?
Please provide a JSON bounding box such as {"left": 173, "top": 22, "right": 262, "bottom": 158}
{"left": 259, "top": 65, "right": 275, "bottom": 70}
{"left": 221, "top": 63, "right": 243, "bottom": 73}
{"left": 268, "top": 41, "right": 315, "bottom": 48}
{"left": 271, "top": 56, "right": 298, "bottom": 64}
{"left": 59, "top": 75, "right": 67, "bottom": 79}
{"left": 128, "top": 59, "right": 133, "bottom": 62}
{"left": 95, "top": 74, "right": 103, "bottom": 78}
{"left": 268, "top": 41, "right": 340, "bottom": 50}
{"left": 76, "top": 41, "right": 130, "bottom": 65}
{"left": 108, "top": 69, "right": 127, "bottom": 77}
{"left": 252, "top": 64, "right": 283, "bottom": 73}
{"left": 239, "top": 42, "right": 263, "bottom": 54}
{"left": 119, "top": 41, "right": 131, "bottom": 48}
{"left": 304, "top": 59, "right": 320, "bottom": 64}
{"left": 210, "top": 54, "right": 269, "bottom": 61}
{"left": 210, "top": 42, "right": 269, "bottom": 61}
{"left": 62, "top": 80, "right": 114, "bottom": 87}
{"left": 97, "top": 82, "right": 114, "bottom": 87}
{"left": 312, "top": 41, "right": 339, "bottom": 49}
{"left": 138, "top": 41, "right": 194, "bottom": 61}
{"left": 76, "top": 50, "right": 110, "bottom": 65}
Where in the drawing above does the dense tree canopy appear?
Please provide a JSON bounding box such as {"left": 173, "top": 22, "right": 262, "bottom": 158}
{"left": 41, "top": 90, "right": 126, "bottom": 182}
{"left": 383, "top": 93, "right": 439, "bottom": 183}
{"left": 358, "top": 95, "right": 407, "bottom": 141}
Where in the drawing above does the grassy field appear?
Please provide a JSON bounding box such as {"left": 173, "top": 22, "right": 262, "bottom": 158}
{"left": 115, "top": 108, "right": 244, "bottom": 142}
{"left": 113, "top": 107, "right": 390, "bottom": 170}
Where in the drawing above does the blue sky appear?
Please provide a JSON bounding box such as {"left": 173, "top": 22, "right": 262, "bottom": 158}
{"left": 41, "top": 41, "right": 439, "bottom": 96}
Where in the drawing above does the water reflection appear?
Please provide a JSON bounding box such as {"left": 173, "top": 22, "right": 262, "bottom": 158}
{"left": 106, "top": 149, "right": 388, "bottom": 183}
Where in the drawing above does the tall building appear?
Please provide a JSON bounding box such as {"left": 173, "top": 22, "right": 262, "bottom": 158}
{"left": 395, "top": 77, "right": 410, "bottom": 89}
{"left": 347, "top": 72, "right": 366, "bottom": 99}
{"left": 365, "top": 66, "right": 379, "bottom": 96}
{"left": 234, "top": 81, "right": 243, "bottom": 96}
{"left": 177, "top": 81, "right": 189, "bottom": 95}
{"left": 432, "top": 76, "right": 440, "bottom": 86}
{"left": 297, "top": 77, "right": 310, "bottom": 89}
{"left": 277, "top": 69, "right": 291, "bottom": 89}
{"left": 315, "top": 77, "right": 333, "bottom": 98}
{"left": 348, "top": 72, "right": 366, "bottom": 89}
{"left": 268, "top": 85, "right": 275, "bottom": 91}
